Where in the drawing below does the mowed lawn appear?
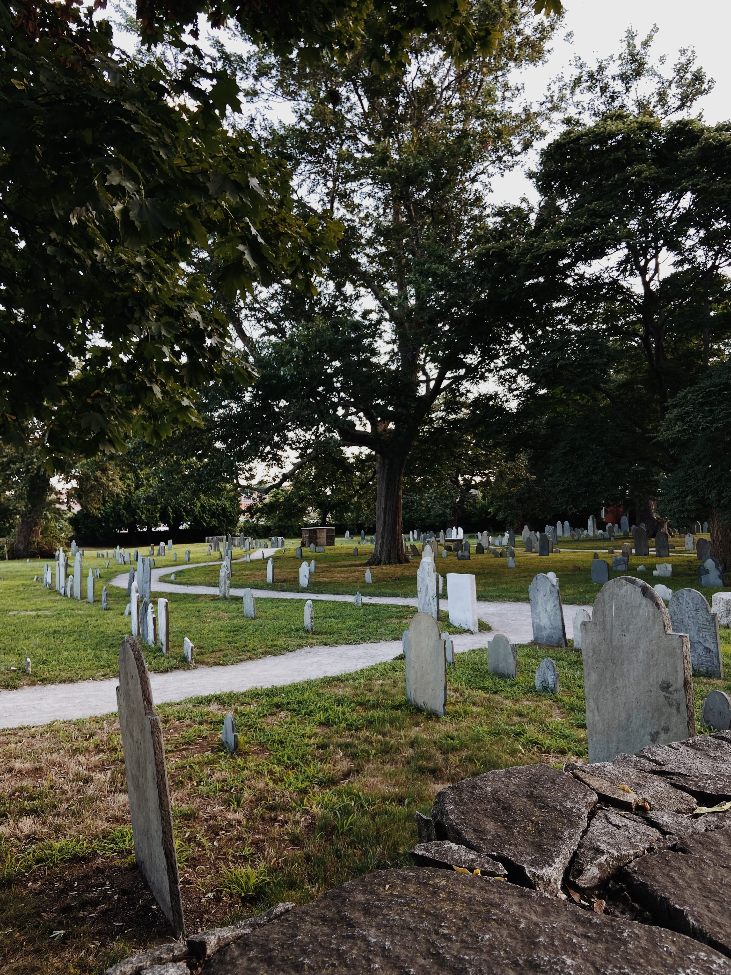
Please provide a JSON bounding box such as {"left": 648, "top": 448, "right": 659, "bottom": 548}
{"left": 2, "top": 639, "right": 729, "bottom": 975}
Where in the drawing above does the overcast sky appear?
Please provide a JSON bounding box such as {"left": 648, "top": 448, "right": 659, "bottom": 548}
{"left": 493, "top": 0, "right": 729, "bottom": 203}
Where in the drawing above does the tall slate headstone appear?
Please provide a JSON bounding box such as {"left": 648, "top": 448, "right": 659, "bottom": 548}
{"left": 538, "top": 533, "right": 549, "bottom": 557}
{"left": 304, "top": 599, "right": 314, "bottom": 632}
{"left": 655, "top": 530, "right": 670, "bottom": 557}
{"left": 702, "top": 690, "right": 731, "bottom": 731}
{"left": 73, "top": 551, "right": 82, "bottom": 600}
{"left": 157, "top": 598, "right": 169, "bottom": 655}
{"left": 266, "top": 558, "right": 274, "bottom": 585}
{"left": 403, "top": 613, "right": 446, "bottom": 716}
{"left": 87, "top": 568, "right": 94, "bottom": 604}
{"left": 222, "top": 713, "right": 238, "bottom": 753}
{"left": 417, "top": 549, "right": 438, "bottom": 619}
{"left": 668, "top": 588, "right": 722, "bottom": 677}
{"left": 572, "top": 608, "right": 591, "bottom": 650}
{"left": 620, "top": 514, "right": 630, "bottom": 535}
{"left": 529, "top": 573, "right": 566, "bottom": 647}
{"left": 117, "top": 637, "right": 185, "bottom": 936}
{"left": 446, "top": 573, "right": 479, "bottom": 633}
{"left": 182, "top": 637, "right": 194, "bottom": 664}
{"left": 101, "top": 586, "right": 108, "bottom": 611}
{"left": 633, "top": 525, "right": 649, "bottom": 557}
{"left": 581, "top": 577, "right": 694, "bottom": 763}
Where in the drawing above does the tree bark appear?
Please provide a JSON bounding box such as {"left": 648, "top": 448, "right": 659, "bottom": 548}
{"left": 369, "top": 452, "right": 408, "bottom": 565}
{"left": 13, "top": 469, "right": 50, "bottom": 558}
{"left": 709, "top": 508, "right": 731, "bottom": 571}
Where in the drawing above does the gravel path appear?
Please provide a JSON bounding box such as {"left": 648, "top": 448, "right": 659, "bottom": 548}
{"left": 0, "top": 556, "right": 586, "bottom": 729}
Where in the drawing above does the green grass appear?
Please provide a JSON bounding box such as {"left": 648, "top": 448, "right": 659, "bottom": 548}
{"left": 1, "top": 638, "right": 729, "bottom": 975}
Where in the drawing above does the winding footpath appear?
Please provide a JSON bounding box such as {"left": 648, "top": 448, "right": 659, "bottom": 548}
{"left": 0, "top": 556, "right": 586, "bottom": 729}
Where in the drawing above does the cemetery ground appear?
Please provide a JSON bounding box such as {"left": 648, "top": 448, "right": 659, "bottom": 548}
{"left": 2, "top": 636, "right": 729, "bottom": 975}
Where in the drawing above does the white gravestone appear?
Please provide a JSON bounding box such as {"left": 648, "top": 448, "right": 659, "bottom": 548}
{"left": 242, "top": 589, "right": 256, "bottom": 619}
{"left": 711, "top": 592, "right": 731, "bottom": 627}
{"left": 87, "top": 568, "right": 94, "bottom": 603}
{"left": 417, "top": 550, "right": 438, "bottom": 619}
{"left": 116, "top": 637, "right": 185, "bottom": 936}
{"left": 571, "top": 608, "right": 591, "bottom": 650}
{"left": 403, "top": 613, "right": 446, "bottom": 716}
{"left": 364, "top": 568, "right": 373, "bottom": 584}
{"left": 145, "top": 602, "right": 156, "bottom": 646}
{"left": 304, "top": 599, "right": 314, "bottom": 632}
{"left": 354, "top": 592, "right": 362, "bottom": 607}
{"left": 182, "top": 637, "right": 194, "bottom": 664}
{"left": 266, "top": 558, "right": 274, "bottom": 584}
{"left": 130, "top": 587, "right": 140, "bottom": 638}
{"left": 101, "top": 586, "right": 108, "bottom": 611}
{"left": 446, "top": 573, "right": 478, "bottom": 633}
{"left": 654, "top": 583, "right": 673, "bottom": 602}
{"left": 488, "top": 633, "right": 516, "bottom": 679}
{"left": 581, "top": 577, "right": 694, "bottom": 763}
{"left": 299, "top": 561, "right": 310, "bottom": 588}
{"left": 158, "top": 598, "right": 169, "bottom": 655}
{"left": 668, "top": 588, "right": 722, "bottom": 678}
{"left": 73, "top": 552, "right": 82, "bottom": 600}
{"left": 529, "top": 574, "right": 566, "bottom": 647}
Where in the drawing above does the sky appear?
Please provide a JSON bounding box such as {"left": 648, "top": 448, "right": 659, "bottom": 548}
{"left": 492, "top": 0, "right": 730, "bottom": 203}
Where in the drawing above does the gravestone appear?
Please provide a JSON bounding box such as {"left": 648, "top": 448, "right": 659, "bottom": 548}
{"left": 222, "top": 713, "right": 238, "bottom": 754}
{"left": 684, "top": 533, "right": 694, "bottom": 552}
{"left": 144, "top": 601, "right": 156, "bottom": 646}
{"left": 354, "top": 592, "right": 362, "bottom": 607}
{"left": 127, "top": 567, "right": 135, "bottom": 596}
{"left": 529, "top": 574, "right": 566, "bottom": 647}
{"left": 443, "top": 632, "right": 454, "bottom": 666}
{"left": 699, "top": 558, "right": 724, "bottom": 588}
{"left": 184, "top": 549, "right": 190, "bottom": 564}
{"left": 416, "top": 550, "right": 438, "bottom": 619}
{"left": 310, "top": 559, "right": 316, "bottom": 572}
{"left": 668, "top": 588, "right": 722, "bottom": 678}
{"left": 696, "top": 538, "right": 711, "bottom": 562}
{"left": 158, "top": 598, "right": 169, "bottom": 655}
{"left": 365, "top": 568, "right": 373, "bottom": 584}
{"left": 218, "top": 562, "right": 230, "bottom": 599}
{"left": 295, "top": 546, "right": 303, "bottom": 560}
{"left": 655, "top": 530, "right": 670, "bottom": 557}
{"left": 73, "top": 552, "right": 82, "bottom": 600}
{"left": 116, "top": 637, "right": 185, "bottom": 936}
{"left": 403, "top": 613, "right": 446, "bottom": 717}
{"left": 702, "top": 690, "right": 731, "bottom": 730}
{"left": 24, "top": 657, "right": 31, "bottom": 674}
{"left": 299, "top": 562, "right": 310, "bottom": 588}
{"left": 130, "top": 587, "right": 140, "bottom": 638}
{"left": 475, "top": 542, "right": 485, "bottom": 555}
{"left": 538, "top": 533, "right": 549, "bottom": 557}
{"left": 304, "top": 599, "right": 314, "bottom": 632}
{"left": 546, "top": 571, "right": 558, "bottom": 586}
{"left": 581, "top": 577, "right": 694, "bottom": 762}
{"left": 353, "top": 547, "right": 359, "bottom": 556}
{"left": 524, "top": 536, "right": 533, "bottom": 553}
{"left": 556, "top": 520, "right": 563, "bottom": 538}
{"left": 266, "top": 558, "right": 274, "bottom": 585}
{"left": 572, "top": 608, "right": 591, "bottom": 650}
{"left": 535, "top": 658, "right": 559, "bottom": 693}
{"left": 653, "top": 563, "right": 672, "bottom": 578}
{"left": 633, "top": 525, "right": 649, "bottom": 557}
{"left": 507, "top": 556, "right": 516, "bottom": 569}
{"left": 360, "top": 530, "right": 366, "bottom": 543}
{"left": 563, "top": 520, "right": 570, "bottom": 536}
{"left": 587, "top": 515, "right": 596, "bottom": 536}
{"left": 654, "top": 583, "right": 672, "bottom": 602}
{"left": 446, "top": 573, "right": 478, "bottom": 633}
{"left": 182, "top": 637, "right": 194, "bottom": 664}
{"left": 242, "top": 589, "right": 256, "bottom": 619}
{"left": 621, "top": 541, "right": 632, "bottom": 561}
{"left": 613, "top": 556, "right": 629, "bottom": 571}
{"left": 101, "top": 586, "right": 108, "bottom": 611}
{"left": 620, "top": 514, "right": 630, "bottom": 535}
{"left": 703, "top": 520, "right": 709, "bottom": 533}
{"left": 711, "top": 591, "right": 731, "bottom": 627}
{"left": 591, "top": 559, "right": 609, "bottom": 584}
{"left": 488, "top": 634, "right": 516, "bottom": 679}
{"left": 87, "top": 568, "right": 94, "bottom": 603}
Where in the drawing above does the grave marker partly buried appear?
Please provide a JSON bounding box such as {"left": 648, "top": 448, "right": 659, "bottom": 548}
{"left": 535, "top": 658, "right": 559, "bottom": 693}
{"left": 403, "top": 612, "right": 446, "bottom": 716}
{"left": 117, "top": 637, "right": 185, "bottom": 936}
{"left": 702, "top": 690, "right": 731, "bottom": 730}
{"left": 581, "top": 577, "right": 694, "bottom": 763}
{"left": 529, "top": 574, "right": 566, "bottom": 647}
{"left": 668, "top": 588, "right": 722, "bottom": 678}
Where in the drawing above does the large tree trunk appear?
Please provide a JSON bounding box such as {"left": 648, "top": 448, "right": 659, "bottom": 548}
{"left": 369, "top": 452, "right": 408, "bottom": 565}
{"left": 13, "top": 469, "right": 50, "bottom": 558}
{"left": 709, "top": 508, "right": 731, "bottom": 571}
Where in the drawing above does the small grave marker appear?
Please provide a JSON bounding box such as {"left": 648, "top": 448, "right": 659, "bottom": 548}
{"left": 304, "top": 599, "right": 314, "bottom": 632}
{"left": 182, "top": 637, "right": 194, "bottom": 663}
{"left": 222, "top": 713, "right": 238, "bottom": 754}
{"left": 668, "top": 588, "right": 722, "bottom": 677}
{"left": 488, "top": 634, "right": 516, "bottom": 679}
{"left": 702, "top": 690, "right": 731, "bottom": 731}
{"left": 242, "top": 589, "right": 256, "bottom": 619}
{"left": 535, "top": 658, "right": 559, "bottom": 693}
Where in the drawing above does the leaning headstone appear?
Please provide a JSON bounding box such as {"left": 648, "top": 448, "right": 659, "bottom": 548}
{"left": 304, "top": 599, "right": 314, "bottom": 632}
{"left": 158, "top": 598, "right": 169, "bottom": 655}
{"left": 182, "top": 637, "right": 194, "bottom": 663}
{"left": 538, "top": 533, "right": 549, "bottom": 557}
{"left": 101, "top": 586, "right": 108, "bottom": 611}
{"left": 668, "top": 588, "right": 722, "bottom": 677}
{"left": 702, "top": 690, "right": 731, "bottom": 731}
{"left": 581, "top": 577, "right": 694, "bottom": 763}
{"left": 535, "top": 658, "right": 559, "bottom": 694}
{"left": 446, "top": 573, "right": 478, "bottom": 633}
{"left": 529, "top": 574, "right": 566, "bottom": 647}
{"left": 116, "top": 637, "right": 185, "bottom": 936}
{"left": 242, "top": 589, "right": 256, "bottom": 619}
{"left": 403, "top": 613, "right": 446, "bottom": 717}
{"left": 699, "top": 557, "right": 724, "bottom": 588}
{"left": 364, "top": 568, "right": 373, "bottom": 584}
{"left": 591, "top": 560, "right": 609, "bottom": 584}
{"left": 655, "top": 530, "right": 670, "bottom": 557}
{"left": 572, "top": 608, "right": 591, "bottom": 651}
{"left": 488, "top": 634, "right": 516, "bottom": 679}
{"left": 633, "top": 525, "right": 649, "bottom": 557}
{"left": 266, "top": 558, "right": 274, "bottom": 584}
{"left": 417, "top": 549, "right": 438, "bottom": 619}
{"left": 221, "top": 713, "right": 238, "bottom": 754}
{"left": 299, "top": 561, "right": 310, "bottom": 588}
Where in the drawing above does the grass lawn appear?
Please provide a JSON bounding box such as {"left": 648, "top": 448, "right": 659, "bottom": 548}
{"left": 1, "top": 637, "right": 729, "bottom": 975}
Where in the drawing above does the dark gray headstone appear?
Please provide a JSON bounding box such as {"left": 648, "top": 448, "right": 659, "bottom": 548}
{"left": 633, "top": 525, "right": 649, "bottom": 557}
{"left": 591, "top": 559, "right": 609, "bottom": 584}
{"left": 655, "top": 530, "right": 670, "bottom": 557}
{"left": 538, "top": 533, "right": 549, "bottom": 557}
{"left": 696, "top": 538, "right": 712, "bottom": 562}
{"left": 475, "top": 542, "right": 484, "bottom": 555}
{"left": 702, "top": 690, "right": 731, "bottom": 730}
{"left": 613, "top": 556, "right": 629, "bottom": 571}
{"left": 222, "top": 713, "right": 238, "bottom": 753}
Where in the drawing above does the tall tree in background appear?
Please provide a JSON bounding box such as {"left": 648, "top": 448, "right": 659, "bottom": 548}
{"left": 226, "top": 1, "right": 555, "bottom": 563}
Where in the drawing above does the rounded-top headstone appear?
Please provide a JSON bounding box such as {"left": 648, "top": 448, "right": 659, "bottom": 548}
{"left": 571, "top": 608, "right": 591, "bottom": 650}
{"left": 488, "top": 633, "right": 516, "bottom": 679}
{"left": 535, "top": 658, "right": 559, "bottom": 694}
{"left": 702, "top": 690, "right": 731, "bottom": 731}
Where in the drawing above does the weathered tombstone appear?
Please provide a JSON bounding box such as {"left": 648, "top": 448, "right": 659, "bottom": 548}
{"left": 654, "top": 583, "right": 672, "bottom": 602}
{"left": 298, "top": 561, "right": 310, "bottom": 588}
{"left": 620, "top": 514, "right": 629, "bottom": 535}
{"left": 130, "top": 587, "right": 140, "bottom": 637}
{"left": 535, "top": 658, "right": 559, "bottom": 694}
{"left": 116, "top": 637, "right": 185, "bottom": 936}
{"left": 488, "top": 633, "right": 516, "bottom": 679}
{"left": 699, "top": 557, "right": 724, "bottom": 588}
{"left": 702, "top": 690, "right": 731, "bottom": 731}
{"left": 310, "top": 558, "right": 316, "bottom": 572}
{"left": 612, "top": 556, "right": 629, "bottom": 571}
{"left": 711, "top": 591, "right": 731, "bottom": 627}
{"left": 587, "top": 515, "right": 596, "bottom": 537}
{"left": 353, "top": 547, "right": 359, "bottom": 557}
{"left": 524, "top": 535, "right": 533, "bottom": 553}
{"left": 403, "top": 613, "right": 446, "bottom": 716}
{"left": 446, "top": 573, "right": 478, "bottom": 633}
{"left": 529, "top": 574, "right": 566, "bottom": 647}
{"left": 304, "top": 599, "right": 314, "bottom": 632}
{"left": 157, "top": 598, "right": 169, "bottom": 655}
{"left": 144, "top": 601, "right": 156, "bottom": 646}
{"left": 591, "top": 559, "right": 609, "bottom": 584}
{"left": 295, "top": 546, "right": 303, "bottom": 560}
{"left": 364, "top": 568, "right": 373, "bottom": 584}
{"left": 266, "top": 558, "right": 274, "bottom": 585}
{"left": 684, "top": 533, "right": 694, "bottom": 552}
{"left": 571, "top": 607, "right": 591, "bottom": 650}
{"left": 581, "top": 577, "right": 694, "bottom": 763}
{"left": 475, "top": 542, "right": 485, "bottom": 555}
{"left": 668, "top": 588, "right": 722, "bottom": 677}
{"left": 182, "top": 637, "right": 194, "bottom": 663}
{"left": 24, "top": 656, "right": 31, "bottom": 674}
{"left": 360, "top": 530, "right": 366, "bottom": 543}
{"left": 696, "top": 538, "right": 711, "bottom": 562}
{"left": 538, "top": 533, "right": 549, "bottom": 557}
{"left": 546, "top": 571, "right": 558, "bottom": 587}
{"left": 354, "top": 591, "right": 362, "bottom": 607}
{"left": 507, "top": 555, "right": 516, "bottom": 569}
{"left": 72, "top": 551, "right": 82, "bottom": 600}
{"left": 221, "top": 713, "right": 238, "bottom": 754}
{"left": 655, "top": 530, "right": 670, "bottom": 557}
{"left": 633, "top": 525, "right": 649, "bottom": 557}
{"left": 443, "top": 632, "right": 454, "bottom": 666}
{"left": 242, "top": 589, "right": 256, "bottom": 619}
{"left": 563, "top": 520, "right": 570, "bottom": 536}
{"left": 417, "top": 549, "right": 438, "bottom": 619}
{"left": 703, "top": 520, "right": 709, "bottom": 533}
{"left": 218, "top": 561, "right": 230, "bottom": 599}
{"left": 556, "top": 520, "right": 563, "bottom": 538}
{"left": 87, "top": 568, "right": 94, "bottom": 603}
{"left": 184, "top": 549, "right": 190, "bottom": 564}
{"left": 653, "top": 563, "right": 672, "bottom": 578}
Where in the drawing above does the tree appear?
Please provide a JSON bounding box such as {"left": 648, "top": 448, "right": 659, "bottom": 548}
{"left": 224, "top": 1, "right": 555, "bottom": 563}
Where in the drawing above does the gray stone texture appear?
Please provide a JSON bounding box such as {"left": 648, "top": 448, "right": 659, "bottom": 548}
{"left": 409, "top": 840, "right": 507, "bottom": 876}
{"left": 568, "top": 808, "right": 666, "bottom": 890}
{"left": 116, "top": 637, "right": 185, "bottom": 937}
{"left": 655, "top": 530, "right": 670, "bottom": 557}
{"left": 535, "top": 657, "right": 559, "bottom": 693}
{"left": 403, "top": 612, "right": 446, "bottom": 717}
{"left": 668, "top": 587, "right": 723, "bottom": 678}
{"left": 488, "top": 633, "right": 516, "bottom": 679}
{"left": 582, "top": 577, "right": 694, "bottom": 763}
{"left": 702, "top": 690, "right": 731, "bottom": 730}
{"left": 567, "top": 759, "right": 696, "bottom": 814}
{"left": 529, "top": 573, "right": 567, "bottom": 647}
{"left": 633, "top": 525, "right": 649, "bottom": 557}
{"left": 591, "top": 559, "right": 609, "bottom": 584}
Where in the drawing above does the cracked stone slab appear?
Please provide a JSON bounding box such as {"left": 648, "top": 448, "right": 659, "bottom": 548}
{"left": 569, "top": 808, "right": 667, "bottom": 890}
{"left": 643, "top": 808, "right": 731, "bottom": 838}
{"left": 431, "top": 764, "right": 597, "bottom": 894}
{"left": 410, "top": 840, "right": 507, "bottom": 876}
{"left": 623, "top": 828, "right": 731, "bottom": 955}
{"left": 202, "top": 867, "right": 731, "bottom": 975}
{"left": 567, "top": 759, "right": 696, "bottom": 813}
{"left": 631, "top": 733, "right": 731, "bottom": 799}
